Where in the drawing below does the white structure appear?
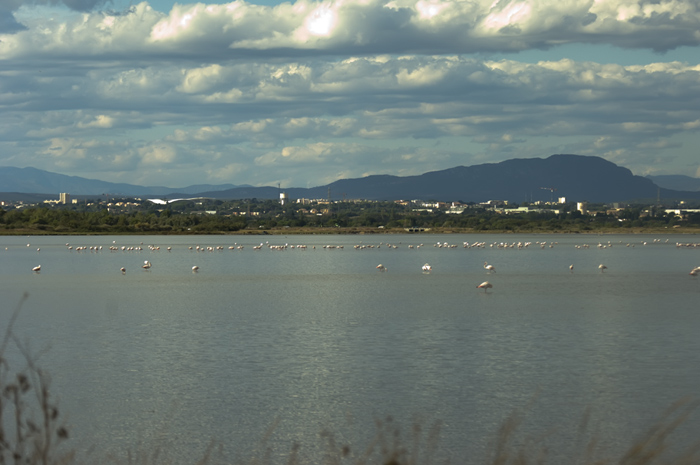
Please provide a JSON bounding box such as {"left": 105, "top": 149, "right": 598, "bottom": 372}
{"left": 558, "top": 197, "right": 566, "bottom": 204}
{"left": 280, "top": 192, "right": 287, "bottom": 205}
{"left": 577, "top": 202, "right": 588, "bottom": 214}
{"left": 59, "top": 193, "right": 70, "bottom": 204}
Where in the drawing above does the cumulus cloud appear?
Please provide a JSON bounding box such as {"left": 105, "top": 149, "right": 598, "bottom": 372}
{"left": 0, "top": 0, "right": 111, "bottom": 33}
{"left": 3, "top": 0, "right": 700, "bottom": 58}
{"left": 1, "top": 0, "right": 699, "bottom": 186}
{"left": 22, "top": 0, "right": 109, "bottom": 11}
{"left": 139, "top": 143, "right": 178, "bottom": 165}
{"left": 256, "top": 141, "right": 368, "bottom": 166}
{"left": 3, "top": 50, "right": 700, "bottom": 184}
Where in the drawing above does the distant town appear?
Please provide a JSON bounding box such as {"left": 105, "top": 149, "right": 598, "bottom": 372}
{"left": 1, "top": 191, "right": 699, "bottom": 234}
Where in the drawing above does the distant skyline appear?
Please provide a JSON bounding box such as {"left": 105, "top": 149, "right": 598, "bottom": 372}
{"left": 1, "top": 0, "right": 699, "bottom": 188}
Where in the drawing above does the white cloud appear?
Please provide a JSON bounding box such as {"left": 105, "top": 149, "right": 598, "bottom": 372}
{"left": 256, "top": 141, "right": 348, "bottom": 166}
{"left": 1, "top": 0, "right": 699, "bottom": 186}
{"left": 3, "top": 0, "right": 700, "bottom": 60}
{"left": 2, "top": 51, "right": 699, "bottom": 182}
{"left": 77, "top": 114, "right": 114, "bottom": 128}
{"left": 138, "top": 143, "right": 178, "bottom": 165}
{"left": 178, "top": 64, "right": 224, "bottom": 94}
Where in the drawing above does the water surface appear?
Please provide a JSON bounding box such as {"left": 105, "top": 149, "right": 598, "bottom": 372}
{"left": 1, "top": 233, "right": 699, "bottom": 463}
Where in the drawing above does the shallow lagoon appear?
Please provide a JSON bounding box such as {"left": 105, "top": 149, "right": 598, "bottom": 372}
{"left": 1, "top": 233, "right": 700, "bottom": 463}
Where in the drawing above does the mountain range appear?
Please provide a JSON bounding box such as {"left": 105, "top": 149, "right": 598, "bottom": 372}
{"left": 646, "top": 174, "right": 700, "bottom": 192}
{"left": 0, "top": 166, "right": 241, "bottom": 197}
{"left": 2, "top": 155, "right": 700, "bottom": 204}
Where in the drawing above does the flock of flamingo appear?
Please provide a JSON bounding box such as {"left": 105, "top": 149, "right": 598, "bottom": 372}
{"left": 372, "top": 237, "right": 698, "bottom": 291}
{"left": 376, "top": 257, "right": 618, "bottom": 292}
{"left": 18, "top": 238, "right": 700, "bottom": 291}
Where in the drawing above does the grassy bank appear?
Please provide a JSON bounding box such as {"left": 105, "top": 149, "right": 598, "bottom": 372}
{"left": 1, "top": 225, "right": 699, "bottom": 236}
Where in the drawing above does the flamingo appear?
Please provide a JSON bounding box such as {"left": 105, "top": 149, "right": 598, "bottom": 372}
{"left": 142, "top": 260, "right": 152, "bottom": 269}
{"left": 32, "top": 265, "right": 41, "bottom": 272}
{"left": 599, "top": 264, "right": 607, "bottom": 272}
{"left": 192, "top": 265, "right": 199, "bottom": 272}
{"left": 484, "top": 261, "right": 496, "bottom": 273}
{"left": 569, "top": 264, "right": 574, "bottom": 272}
{"left": 690, "top": 267, "right": 700, "bottom": 276}
{"left": 376, "top": 264, "right": 387, "bottom": 272}
{"left": 422, "top": 263, "right": 432, "bottom": 272}
{"left": 120, "top": 267, "right": 126, "bottom": 274}
{"left": 477, "top": 281, "right": 493, "bottom": 291}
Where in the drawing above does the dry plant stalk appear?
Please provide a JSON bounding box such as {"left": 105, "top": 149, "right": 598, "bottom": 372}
{"left": 0, "top": 293, "right": 72, "bottom": 465}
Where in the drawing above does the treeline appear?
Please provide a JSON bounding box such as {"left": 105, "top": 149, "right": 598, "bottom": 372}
{"left": 1, "top": 201, "right": 698, "bottom": 234}
{"left": 0, "top": 206, "right": 246, "bottom": 233}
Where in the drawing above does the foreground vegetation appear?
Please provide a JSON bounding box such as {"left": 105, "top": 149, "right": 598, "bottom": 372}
{"left": 3, "top": 295, "right": 700, "bottom": 465}
{"left": 2, "top": 199, "right": 700, "bottom": 235}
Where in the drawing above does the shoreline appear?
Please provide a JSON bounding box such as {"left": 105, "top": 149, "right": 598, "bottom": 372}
{"left": 1, "top": 226, "right": 698, "bottom": 236}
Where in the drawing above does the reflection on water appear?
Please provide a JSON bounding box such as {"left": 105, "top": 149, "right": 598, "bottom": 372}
{"left": 1, "top": 234, "right": 699, "bottom": 463}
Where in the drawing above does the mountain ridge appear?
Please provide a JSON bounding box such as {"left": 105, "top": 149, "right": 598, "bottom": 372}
{"left": 646, "top": 174, "right": 700, "bottom": 192}
{"left": 194, "top": 155, "right": 700, "bottom": 203}
{"left": 0, "top": 166, "right": 240, "bottom": 196}
{"left": 2, "top": 155, "right": 700, "bottom": 203}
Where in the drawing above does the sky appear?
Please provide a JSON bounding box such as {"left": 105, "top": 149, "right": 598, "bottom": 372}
{"left": 1, "top": 0, "right": 699, "bottom": 189}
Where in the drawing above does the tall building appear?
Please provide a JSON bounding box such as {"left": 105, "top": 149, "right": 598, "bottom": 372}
{"left": 59, "top": 193, "right": 70, "bottom": 205}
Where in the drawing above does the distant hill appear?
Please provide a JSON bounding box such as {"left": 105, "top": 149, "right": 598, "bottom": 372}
{"left": 3, "top": 155, "right": 700, "bottom": 204}
{"left": 0, "top": 166, "right": 239, "bottom": 197}
{"left": 646, "top": 175, "right": 700, "bottom": 192}
{"left": 196, "top": 154, "right": 700, "bottom": 203}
